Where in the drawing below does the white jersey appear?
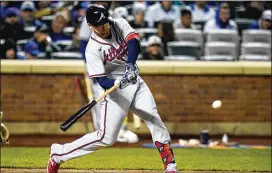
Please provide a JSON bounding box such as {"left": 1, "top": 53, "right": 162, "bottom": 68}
{"left": 85, "top": 18, "right": 138, "bottom": 80}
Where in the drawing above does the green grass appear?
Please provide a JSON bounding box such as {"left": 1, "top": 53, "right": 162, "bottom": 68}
{"left": 1, "top": 147, "right": 271, "bottom": 172}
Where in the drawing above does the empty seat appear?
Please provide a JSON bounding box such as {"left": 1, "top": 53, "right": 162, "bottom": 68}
{"left": 63, "top": 27, "right": 75, "bottom": 36}
{"left": 206, "top": 29, "right": 239, "bottom": 45}
{"left": 240, "top": 42, "right": 271, "bottom": 61}
{"left": 164, "top": 55, "right": 197, "bottom": 61}
{"left": 24, "top": 26, "right": 36, "bottom": 33}
{"left": 17, "top": 39, "right": 29, "bottom": 51}
{"left": 204, "top": 42, "right": 237, "bottom": 60}
{"left": 167, "top": 41, "right": 201, "bottom": 58}
{"left": 135, "top": 28, "right": 157, "bottom": 41}
{"left": 239, "top": 55, "right": 271, "bottom": 61}
{"left": 175, "top": 29, "right": 203, "bottom": 44}
{"left": 235, "top": 18, "right": 255, "bottom": 36}
{"left": 242, "top": 30, "right": 271, "bottom": 44}
{"left": 201, "top": 55, "right": 235, "bottom": 61}
{"left": 51, "top": 52, "right": 83, "bottom": 59}
{"left": 41, "top": 15, "right": 55, "bottom": 26}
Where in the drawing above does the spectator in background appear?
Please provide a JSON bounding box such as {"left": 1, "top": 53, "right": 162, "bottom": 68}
{"left": 157, "top": 21, "right": 176, "bottom": 56}
{"left": 203, "top": 3, "right": 237, "bottom": 33}
{"left": 0, "top": 39, "right": 25, "bottom": 59}
{"left": 48, "top": 12, "right": 72, "bottom": 42}
{"left": 113, "top": 6, "right": 129, "bottom": 19}
{"left": 70, "top": 1, "right": 88, "bottom": 26}
{"left": 20, "top": 1, "right": 42, "bottom": 28}
{"left": 140, "top": 35, "right": 164, "bottom": 60}
{"left": 189, "top": 1, "right": 215, "bottom": 22}
{"left": 240, "top": 1, "right": 263, "bottom": 20}
{"left": 145, "top": 1, "right": 179, "bottom": 28}
{"left": 0, "top": 7, "right": 32, "bottom": 42}
{"left": 129, "top": 8, "right": 148, "bottom": 28}
{"left": 34, "top": 1, "right": 54, "bottom": 19}
{"left": 132, "top": 1, "right": 147, "bottom": 15}
{"left": 64, "top": 25, "right": 81, "bottom": 52}
{"left": 173, "top": 8, "right": 197, "bottom": 29}
{"left": 24, "top": 25, "right": 62, "bottom": 59}
{"left": 248, "top": 10, "right": 271, "bottom": 30}
{"left": 24, "top": 41, "right": 40, "bottom": 59}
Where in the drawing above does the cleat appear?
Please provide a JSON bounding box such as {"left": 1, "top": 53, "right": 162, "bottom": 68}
{"left": 47, "top": 157, "right": 59, "bottom": 173}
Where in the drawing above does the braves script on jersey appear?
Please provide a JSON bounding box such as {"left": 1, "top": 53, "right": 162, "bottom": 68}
{"left": 86, "top": 18, "right": 138, "bottom": 80}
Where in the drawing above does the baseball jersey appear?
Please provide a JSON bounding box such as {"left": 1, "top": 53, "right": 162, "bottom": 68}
{"left": 85, "top": 18, "right": 138, "bottom": 80}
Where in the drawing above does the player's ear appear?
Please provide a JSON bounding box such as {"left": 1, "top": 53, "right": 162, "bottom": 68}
{"left": 88, "top": 23, "right": 93, "bottom": 28}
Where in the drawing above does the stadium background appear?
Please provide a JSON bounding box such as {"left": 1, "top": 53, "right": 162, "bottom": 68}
{"left": 0, "top": 1, "right": 271, "bottom": 147}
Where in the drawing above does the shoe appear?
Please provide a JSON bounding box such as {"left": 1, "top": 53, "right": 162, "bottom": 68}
{"left": 47, "top": 157, "right": 60, "bottom": 173}
{"left": 117, "top": 130, "right": 139, "bottom": 143}
{"left": 165, "top": 168, "right": 178, "bottom": 173}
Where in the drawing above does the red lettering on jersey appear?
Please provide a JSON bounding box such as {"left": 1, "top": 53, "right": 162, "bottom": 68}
{"left": 103, "top": 38, "right": 127, "bottom": 63}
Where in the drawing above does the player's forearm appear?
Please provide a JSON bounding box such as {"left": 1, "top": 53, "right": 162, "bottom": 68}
{"left": 127, "top": 39, "right": 141, "bottom": 65}
{"left": 96, "top": 76, "right": 115, "bottom": 90}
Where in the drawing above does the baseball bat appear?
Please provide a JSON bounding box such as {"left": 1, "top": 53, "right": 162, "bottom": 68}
{"left": 60, "top": 84, "right": 119, "bottom": 131}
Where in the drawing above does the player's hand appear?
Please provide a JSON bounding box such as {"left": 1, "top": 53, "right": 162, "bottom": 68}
{"left": 134, "top": 64, "right": 140, "bottom": 76}
{"left": 115, "top": 77, "right": 130, "bottom": 89}
{"left": 124, "top": 63, "right": 137, "bottom": 84}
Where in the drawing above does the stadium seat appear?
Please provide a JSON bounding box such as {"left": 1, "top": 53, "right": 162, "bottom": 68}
{"left": 63, "top": 27, "right": 75, "bottom": 36}
{"left": 201, "top": 55, "right": 235, "bottom": 61}
{"left": 140, "top": 41, "right": 148, "bottom": 53}
{"left": 204, "top": 42, "right": 237, "bottom": 60}
{"left": 239, "top": 55, "right": 271, "bottom": 61}
{"left": 54, "top": 40, "right": 73, "bottom": 50}
{"left": 167, "top": 41, "right": 201, "bottom": 59}
{"left": 206, "top": 29, "right": 239, "bottom": 45}
{"left": 239, "top": 42, "right": 271, "bottom": 61}
{"left": 135, "top": 28, "right": 157, "bottom": 41}
{"left": 24, "top": 26, "right": 36, "bottom": 33}
{"left": 175, "top": 29, "right": 203, "bottom": 45}
{"left": 51, "top": 52, "right": 83, "bottom": 59}
{"left": 242, "top": 30, "right": 271, "bottom": 44}
{"left": 235, "top": 18, "right": 255, "bottom": 36}
{"left": 164, "top": 55, "right": 197, "bottom": 61}
{"left": 193, "top": 21, "right": 205, "bottom": 30}
{"left": 16, "top": 39, "right": 29, "bottom": 51}
{"left": 41, "top": 15, "right": 55, "bottom": 26}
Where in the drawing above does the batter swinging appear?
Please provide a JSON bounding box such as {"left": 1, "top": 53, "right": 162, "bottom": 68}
{"left": 47, "top": 5, "right": 178, "bottom": 173}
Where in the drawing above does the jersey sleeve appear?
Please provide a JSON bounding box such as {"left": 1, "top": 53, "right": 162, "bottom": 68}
{"left": 86, "top": 51, "right": 106, "bottom": 78}
{"left": 117, "top": 18, "right": 139, "bottom": 43}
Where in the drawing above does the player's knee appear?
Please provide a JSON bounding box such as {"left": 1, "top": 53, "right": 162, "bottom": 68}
{"left": 101, "top": 136, "right": 117, "bottom": 146}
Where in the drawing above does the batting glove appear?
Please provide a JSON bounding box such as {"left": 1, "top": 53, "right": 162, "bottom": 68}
{"left": 124, "top": 63, "right": 137, "bottom": 84}
{"left": 115, "top": 77, "right": 130, "bottom": 89}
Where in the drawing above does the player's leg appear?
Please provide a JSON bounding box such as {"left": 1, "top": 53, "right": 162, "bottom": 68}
{"left": 130, "top": 78, "right": 178, "bottom": 172}
{"left": 49, "top": 95, "right": 130, "bottom": 165}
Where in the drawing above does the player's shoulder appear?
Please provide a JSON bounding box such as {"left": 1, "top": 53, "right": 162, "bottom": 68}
{"left": 111, "top": 17, "right": 129, "bottom": 26}
{"left": 86, "top": 36, "right": 101, "bottom": 54}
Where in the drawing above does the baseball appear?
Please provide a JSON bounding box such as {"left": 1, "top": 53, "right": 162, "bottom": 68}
{"left": 212, "top": 100, "right": 222, "bottom": 109}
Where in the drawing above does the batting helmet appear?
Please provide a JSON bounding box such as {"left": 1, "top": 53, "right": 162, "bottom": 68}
{"left": 86, "top": 5, "right": 109, "bottom": 26}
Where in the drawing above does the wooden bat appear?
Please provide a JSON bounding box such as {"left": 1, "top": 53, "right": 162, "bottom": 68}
{"left": 60, "top": 84, "right": 119, "bottom": 131}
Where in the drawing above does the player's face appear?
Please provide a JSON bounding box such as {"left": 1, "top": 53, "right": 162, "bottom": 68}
{"left": 91, "top": 23, "right": 111, "bottom": 39}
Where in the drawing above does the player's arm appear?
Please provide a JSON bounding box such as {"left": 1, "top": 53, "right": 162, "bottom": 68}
{"left": 86, "top": 51, "right": 128, "bottom": 89}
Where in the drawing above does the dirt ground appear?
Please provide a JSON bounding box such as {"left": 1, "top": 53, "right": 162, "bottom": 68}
{"left": 1, "top": 169, "right": 269, "bottom": 173}
{"left": 6, "top": 135, "right": 272, "bottom": 147}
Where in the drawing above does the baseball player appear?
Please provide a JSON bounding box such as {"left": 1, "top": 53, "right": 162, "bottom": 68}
{"left": 79, "top": 1, "right": 139, "bottom": 143}
{"left": 47, "top": 5, "right": 178, "bottom": 173}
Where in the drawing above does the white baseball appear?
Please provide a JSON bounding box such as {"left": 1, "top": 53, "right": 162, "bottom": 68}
{"left": 212, "top": 100, "right": 222, "bottom": 109}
